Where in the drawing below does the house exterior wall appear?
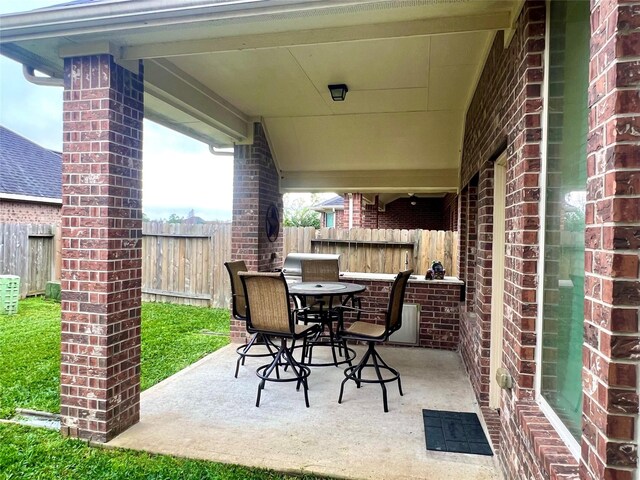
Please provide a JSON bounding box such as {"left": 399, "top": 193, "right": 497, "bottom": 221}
{"left": 0, "top": 199, "right": 60, "bottom": 224}
{"left": 60, "top": 54, "right": 144, "bottom": 443}
{"left": 581, "top": 0, "right": 640, "bottom": 477}
{"left": 338, "top": 194, "right": 447, "bottom": 230}
{"left": 442, "top": 193, "right": 458, "bottom": 231}
{"left": 459, "top": 1, "right": 580, "bottom": 478}
{"left": 339, "top": 193, "right": 363, "bottom": 228}
{"left": 377, "top": 198, "right": 446, "bottom": 230}
{"left": 459, "top": 0, "right": 640, "bottom": 479}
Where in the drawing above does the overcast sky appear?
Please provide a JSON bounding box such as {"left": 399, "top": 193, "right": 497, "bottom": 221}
{"left": 0, "top": 0, "right": 234, "bottom": 220}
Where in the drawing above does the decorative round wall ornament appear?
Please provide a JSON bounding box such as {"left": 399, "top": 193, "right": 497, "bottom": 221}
{"left": 265, "top": 204, "right": 279, "bottom": 242}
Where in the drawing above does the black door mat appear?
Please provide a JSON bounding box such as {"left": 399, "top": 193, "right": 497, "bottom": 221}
{"left": 423, "top": 409, "right": 493, "bottom": 456}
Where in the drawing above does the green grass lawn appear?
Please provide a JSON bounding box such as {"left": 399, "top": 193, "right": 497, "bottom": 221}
{"left": 0, "top": 423, "right": 330, "bottom": 480}
{"left": 0, "top": 297, "right": 230, "bottom": 418}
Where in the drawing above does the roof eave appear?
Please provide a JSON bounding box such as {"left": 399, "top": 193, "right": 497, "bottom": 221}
{"left": 0, "top": 0, "right": 383, "bottom": 43}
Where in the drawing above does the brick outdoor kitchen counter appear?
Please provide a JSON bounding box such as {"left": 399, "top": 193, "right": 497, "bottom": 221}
{"left": 339, "top": 272, "right": 464, "bottom": 350}
{"left": 230, "top": 272, "right": 464, "bottom": 351}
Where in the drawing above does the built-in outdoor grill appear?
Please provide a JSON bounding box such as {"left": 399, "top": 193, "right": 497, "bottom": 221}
{"left": 281, "top": 253, "right": 341, "bottom": 282}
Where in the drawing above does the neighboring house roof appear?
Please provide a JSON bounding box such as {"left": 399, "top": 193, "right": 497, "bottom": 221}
{"left": 0, "top": 126, "right": 62, "bottom": 203}
{"left": 311, "top": 195, "right": 344, "bottom": 212}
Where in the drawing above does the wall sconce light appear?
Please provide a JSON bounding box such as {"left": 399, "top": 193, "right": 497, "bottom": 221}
{"left": 328, "top": 84, "right": 348, "bottom": 101}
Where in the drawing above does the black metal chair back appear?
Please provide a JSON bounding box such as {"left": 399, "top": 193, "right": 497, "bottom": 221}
{"left": 385, "top": 269, "right": 413, "bottom": 336}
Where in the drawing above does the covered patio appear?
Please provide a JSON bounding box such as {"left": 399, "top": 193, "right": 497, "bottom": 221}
{"left": 2, "top": 0, "right": 638, "bottom": 479}
{"left": 108, "top": 344, "right": 498, "bottom": 480}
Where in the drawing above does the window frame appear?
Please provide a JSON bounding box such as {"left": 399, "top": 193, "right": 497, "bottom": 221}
{"left": 533, "top": 0, "right": 582, "bottom": 460}
{"left": 325, "top": 211, "right": 335, "bottom": 228}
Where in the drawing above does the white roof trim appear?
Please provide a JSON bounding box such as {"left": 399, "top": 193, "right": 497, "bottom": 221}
{"left": 0, "top": 193, "right": 62, "bottom": 205}
{"left": 0, "top": 1, "right": 421, "bottom": 42}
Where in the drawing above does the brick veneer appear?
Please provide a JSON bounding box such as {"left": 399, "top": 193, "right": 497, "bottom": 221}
{"left": 340, "top": 278, "right": 462, "bottom": 350}
{"left": 377, "top": 197, "right": 446, "bottom": 230}
{"left": 0, "top": 200, "right": 60, "bottom": 224}
{"left": 231, "top": 122, "right": 283, "bottom": 273}
{"left": 231, "top": 123, "right": 283, "bottom": 342}
{"left": 60, "top": 54, "right": 143, "bottom": 442}
{"left": 459, "top": 2, "right": 580, "bottom": 478}
{"left": 581, "top": 0, "right": 640, "bottom": 478}
{"left": 442, "top": 193, "right": 458, "bottom": 232}
{"left": 339, "top": 193, "right": 363, "bottom": 228}
{"left": 340, "top": 194, "right": 447, "bottom": 230}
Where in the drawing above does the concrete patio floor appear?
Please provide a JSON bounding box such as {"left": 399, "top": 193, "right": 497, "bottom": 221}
{"left": 108, "top": 344, "right": 501, "bottom": 480}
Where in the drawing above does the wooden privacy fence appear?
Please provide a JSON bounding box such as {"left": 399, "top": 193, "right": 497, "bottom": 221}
{"left": 142, "top": 222, "right": 232, "bottom": 308}
{"left": 284, "top": 227, "right": 459, "bottom": 277}
{"left": 0, "top": 223, "right": 61, "bottom": 297}
{"left": 0, "top": 222, "right": 458, "bottom": 307}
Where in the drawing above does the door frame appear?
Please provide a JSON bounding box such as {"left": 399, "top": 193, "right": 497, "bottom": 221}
{"left": 489, "top": 152, "right": 507, "bottom": 409}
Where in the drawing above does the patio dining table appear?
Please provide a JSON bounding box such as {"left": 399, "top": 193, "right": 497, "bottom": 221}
{"left": 288, "top": 281, "right": 366, "bottom": 367}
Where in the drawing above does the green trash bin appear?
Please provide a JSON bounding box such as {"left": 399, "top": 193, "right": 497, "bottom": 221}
{"left": 0, "top": 275, "right": 20, "bottom": 315}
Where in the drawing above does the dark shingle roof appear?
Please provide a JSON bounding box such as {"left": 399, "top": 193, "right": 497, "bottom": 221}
{"left": 0, "top": 126, "right": 62, "bottom": 200}
{"left": 312, "top": 195, "right": 344, "bottom": 212}
{"left": 314, "top": 195, "right": 344, "bottom": 209}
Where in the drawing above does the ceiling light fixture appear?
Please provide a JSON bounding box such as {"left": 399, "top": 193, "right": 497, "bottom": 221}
{"left": 409, "top": 195, "right": 418, "bottom": 206}
{"left": 328, "top": 84, "right": 348, "bottom": 101}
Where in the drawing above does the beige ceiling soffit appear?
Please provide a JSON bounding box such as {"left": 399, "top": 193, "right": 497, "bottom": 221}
{"left": 504, "top": 0, "right": 525, "bottom": 48}
{"left": 280, "top": 169, "right": 459, "bottom": 193}
{"left": 361, "top": 194, "right": 376, "bottom": 205}
{"left": 122, "top": 12, "right": 512, "bottom": 60}
{"left": 0, "top": 43, "right": 62, "bottom": 77}
{"left": 144, "top": 59, "right": 249, "bottom": 142}
{"left": 58, "top": 40, "right": 140, "bottom": 73}
{"left": 145, "top": 87, "right": 240, "bottom": 147}
{"left": 59, "top": 41, "right": 118, "bottom": 58}
{"left": 259, "top": 120, "right": 283, "bottom": 172}
{"left": 144, "top": 110, "right": 234, "bottom": 148}
{"left": 457, "top": 30, "right": 496, "bottom": 191}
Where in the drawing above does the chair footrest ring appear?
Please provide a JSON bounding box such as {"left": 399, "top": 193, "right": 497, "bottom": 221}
{"left": 343, "top": 363, "right": 401, "bottom": 384}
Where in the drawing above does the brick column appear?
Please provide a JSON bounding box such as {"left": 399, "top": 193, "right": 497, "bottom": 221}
{"left": 60, "top": 55, "right": 143, "bottom": 442}
{"left": 465, "top": 180, "right": 478, "bottom": 312}
{"left": 473, "top": 161, "right": 495, "bottom": 405}
{"left": 231, "top": 122, "right": 283, "bottom": 273}
{"left": 582, "top": 1, "right": 640, "bottom": 478}
{"left": 457, "top": 186, "right": 469, "bottom": 284}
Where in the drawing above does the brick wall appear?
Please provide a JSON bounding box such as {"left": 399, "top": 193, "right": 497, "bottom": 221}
{"left": 340, "top": 278, "right": 462, "bottom": 350}
{"left": 341, "top": 194, "right": 447, "bottom": 230}
{"left": 232, "top": 123, "right": 283, "bottom": 273}
{"left": 581, "top": 0, "right": 640, "bottom": 478}
{"left": 442, "top": 193, "right": 458, "bottom": 231}
{"left": 60, "top": 54, "right": 143, "bottom": 442}
{"left": 339, "top": 193, "right": 363, "bottom": 228}
{"left": 459, "top": 2, "right": 580, "bottom": 478}
{"left": 362, "top": 197, "right": 379, "bottom": 229}
{"left": 0, "top": 200, "right": 60, "bottom": 224}
{"left": 377, "top": 198, "right": 445, "bottom": 230}
{"left": 460, "top": 166, "right": 494, "bottom": 407}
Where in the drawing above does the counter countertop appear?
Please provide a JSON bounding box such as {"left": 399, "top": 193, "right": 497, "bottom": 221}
{"left": 338, "top": 272, "right": 464, "bottom": 285}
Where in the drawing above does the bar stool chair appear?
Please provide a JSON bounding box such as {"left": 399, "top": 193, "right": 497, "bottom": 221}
{"left": 239, "top": 272, "right": 321, "bottom": 407}
{"left": 337, "top": 269, "right": 413, "bottom": 412}
{"left": 224, "top": 261, "right": 276, "bottom": 378}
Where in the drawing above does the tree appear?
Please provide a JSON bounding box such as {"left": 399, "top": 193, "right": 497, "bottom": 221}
{"left": 283, "top": 194, "right": 321, "bottom": 228}
{"left": 167, "top": 213, "right": 184, "bottom": 224}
